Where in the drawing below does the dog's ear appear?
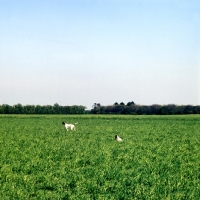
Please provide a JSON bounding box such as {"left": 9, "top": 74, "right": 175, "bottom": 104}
{"left": 62, "top": 122, "right": 65, "bottom": 125}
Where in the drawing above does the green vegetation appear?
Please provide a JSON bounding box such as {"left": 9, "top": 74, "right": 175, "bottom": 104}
{"left": 1, "top": 103, "right": 200, "bottom": 115}
{"left": 0, "top": 103, "right": 86, "bottom": 114}
{"left": 91, "top": 104, "right": 200, "bottom": 115}
{"left": 0, "top": 115, "right": 200, "bottom": 199}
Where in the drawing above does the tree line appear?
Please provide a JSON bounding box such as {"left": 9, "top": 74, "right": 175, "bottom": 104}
{"left": 0, "top": 103, "right": 86, "bottom": 114}
{"left": 91, "top": 103, "right": 200, "bottom": 115}
{"left": 0, "top": 102, "right": 200, "bottom": 115}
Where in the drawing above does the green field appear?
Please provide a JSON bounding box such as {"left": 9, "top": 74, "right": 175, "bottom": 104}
{"left": 0, "top": 115, "right": 200, "bottom": 199}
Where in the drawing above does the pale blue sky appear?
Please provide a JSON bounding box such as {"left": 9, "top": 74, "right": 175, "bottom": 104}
{"left": 0, "top": 0, "right": 200, "bottom": 109}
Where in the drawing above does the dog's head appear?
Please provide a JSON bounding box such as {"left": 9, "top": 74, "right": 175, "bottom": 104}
{"left": 115, "top": 135, "right": 118, "bottom": 139}
{"left": 62, "top": 122, "right": 65, "bottom": 125}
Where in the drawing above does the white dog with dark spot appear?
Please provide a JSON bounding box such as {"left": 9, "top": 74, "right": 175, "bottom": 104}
{"left": 62, "top": 122, "right": 78, "bottom": 131}
{"left": 115, "top": 135, "right": 123, "bottom": 142}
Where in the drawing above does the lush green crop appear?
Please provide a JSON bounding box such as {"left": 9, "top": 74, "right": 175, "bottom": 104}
{"left": 0, "top": 115, "right": 200, "bottom": 199}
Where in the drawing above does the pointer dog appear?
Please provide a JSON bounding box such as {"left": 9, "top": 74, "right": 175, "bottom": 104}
{"left": 62, "top": 122, "right": 78, "bottom": 131}
{"left": 115, "top": 135, "right": 123, "bottom": 142}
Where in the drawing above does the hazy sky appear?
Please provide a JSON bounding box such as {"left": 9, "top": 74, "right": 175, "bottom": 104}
{"left": 1, "top": 0, "right": 200, "bottom": 109}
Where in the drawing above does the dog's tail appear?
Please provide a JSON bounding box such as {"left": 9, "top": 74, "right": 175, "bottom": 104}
{"left": 74, "top": 122, "right": 78, "bottom": 124}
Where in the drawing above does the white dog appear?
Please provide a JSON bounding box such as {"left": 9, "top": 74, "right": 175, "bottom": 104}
{"left": 62, "top": 121, "right": 78, "bottom": 131}
{"left": 115, "top": 135, "right": 123, "bottom": 142}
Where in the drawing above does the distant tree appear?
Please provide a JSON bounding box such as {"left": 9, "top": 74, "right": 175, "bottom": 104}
{"left": 91, "top": 107, "right": 100, "bottom": 114}
{"left": 183, "top": 105, "right": 193, "bottom": 114}
{"left": 53, "top": 103, "right": 61, "bottom": 114}
{"left": 24, "top": 105, "right": 35, "bottom": 114}
{"left": 158, "top": 104, "right": 176, "bottom": 115}
{"left": 105, "top": 106, "right": 113, "bottom": 114}
{"left": 13, "top": 103, "right": 24, "bottom": 114}
{"left": 61, "top": 106, "right": 68, "bottom": 114}
{"left": 129, "top": 105, "right": 137, "bottom": 115}
{"left": 45, "top": 105, "right": 53, "bottom": 114}
{"left": 114, "top": 102, "right": 118, "bottom": 106}
{"left": 93, "top": 103, "right": 101, "bottom": 109}
{"left": 167, "top": 104, "right": 176, "bottom": 114}
{"left": 136, "top": 106, "right": 143, "bottom": 114}
{"left": 113, "top": 105, "right": 124, "bottom": 114}
{"left": 120, "top": 102, "right": 125, "bottom": 106}
{"left": 149, "top": 104, "right": 161, "bottom": 114}
{"left": 100, "top": 106, "right": 106, "bottom": 114}
{"left": 2, "top": 104, "right": 13, "bottom": 114}
{"left": 142, "top": 106, "right": 151, "bottom": 115}
{"left": 0, "top": 105, "right": 4, "bottom": 114}
{"left": 173, "top": 105, "right": 185, "bottom": 114}
{"left": 126, "top": 101, "right": 135, "bottom": 106}
{"left": 0, "top": 103, "right": 87, "bottom": 114}
{"left": 35, "top": 105, "right": 42, "bottom": 114}
{"left": 193, "top": 106, "right": 200, "bottom": 114}
{"left": 76, "top": 106, "right": 86, "bottom": 114}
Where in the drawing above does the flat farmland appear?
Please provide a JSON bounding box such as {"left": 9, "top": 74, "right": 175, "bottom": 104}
{"left": 0, "top": 115, "right": 200, "bottom": 199}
